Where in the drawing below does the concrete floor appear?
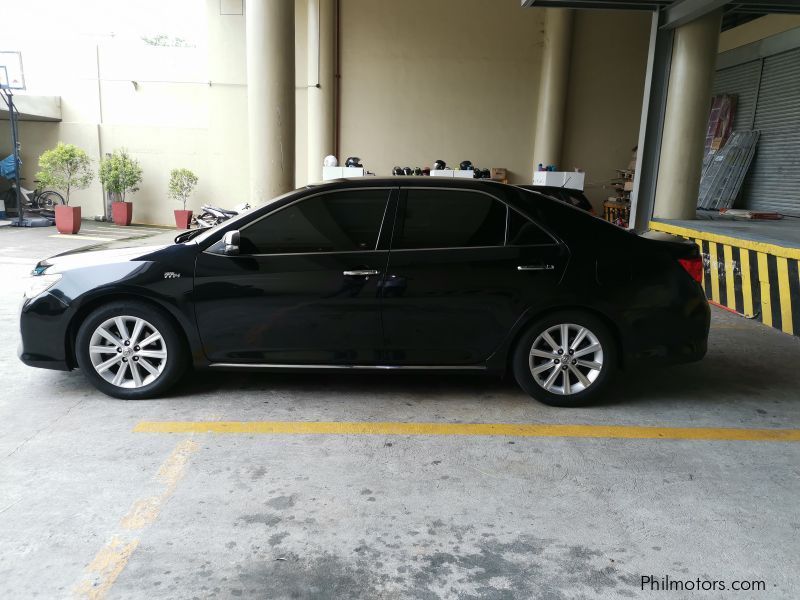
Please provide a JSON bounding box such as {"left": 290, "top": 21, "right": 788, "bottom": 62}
{"left": 1, "top": 223, "right": 799, "bottom": 600}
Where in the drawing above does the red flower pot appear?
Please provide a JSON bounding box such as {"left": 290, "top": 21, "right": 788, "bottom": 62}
{"left": 112, "top": 201, "right": 133, "bottom": 226}
{"left": 55, "top": 205, "right": 81, "bottom": 234}
{"left": 174, "top": 209, "right": 193, "bottom": 229}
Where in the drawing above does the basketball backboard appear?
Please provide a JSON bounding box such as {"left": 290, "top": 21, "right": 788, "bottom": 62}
{"left": 0, "top": 51, "right": 25, "bottom": 90}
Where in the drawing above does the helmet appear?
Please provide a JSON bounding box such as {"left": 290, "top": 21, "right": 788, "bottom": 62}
{"left": 413, "top": 167, "right": 423, "bottom": 176}
{"left": 459, "top": 160, "right": 473, "bottom": 171}
{"left": 422, "top": 167, "right": 431, "bottom": 176}
{"left": 433, "top": 159, "right": 446, "bottom": 171}
{"left": 345, "top": 156, "right": 363, "bottom": 168}
{"left": 473, "top": 167, "right": 481, "bottom": 178}
{"left": 392, "top": 166, "right": 403, "bottom": 176}
{"left": 323, "top": 155, "right": 338, "bottom": 167}
{"left": 402, "top": 167, "right": 412, "bottom": 176}
{"left": 481, "top": 168, "right": 491, "bottom": 179}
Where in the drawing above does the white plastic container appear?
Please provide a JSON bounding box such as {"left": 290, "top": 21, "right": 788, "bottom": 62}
{"left": 532, "top": 171, "right": 585, "bottom": 191}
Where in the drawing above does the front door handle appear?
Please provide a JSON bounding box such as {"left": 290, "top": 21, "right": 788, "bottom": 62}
{"left": 517, "top": 264, "right": 555, "bottom": 271}
{"left": 343, "top": 269, "right": 381, "bottom": 277}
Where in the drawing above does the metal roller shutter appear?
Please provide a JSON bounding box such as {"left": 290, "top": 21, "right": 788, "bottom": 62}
{"left": 741, "top": 48, "right": 800, "bottom": 215}
{"left": 712, "top": 60, "right": 761, "bottom": 131}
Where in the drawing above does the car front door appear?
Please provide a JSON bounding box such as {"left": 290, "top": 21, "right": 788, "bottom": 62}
{"left": 380, "top": 187, "right": 567, "bottom": 365}
{"left": 193, "top": 188, "right": 395, "bottom": 364}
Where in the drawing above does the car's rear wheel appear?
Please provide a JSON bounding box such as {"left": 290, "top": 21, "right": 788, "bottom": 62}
{"left": 75, "top": 301, "right": 186, "bottom": 399}
{"left": 512, "top": 311, "right": 616, "bottom": 407}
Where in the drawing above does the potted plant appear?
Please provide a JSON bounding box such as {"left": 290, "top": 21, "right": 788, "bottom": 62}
{"left": 168, "top": 168, "right": 198, "bottom": 229}
{"left": 99, "top": 149, "right": 142, "bottom": 226}
{"left": 36, "top": 143, "right": 94, "bottom": 235}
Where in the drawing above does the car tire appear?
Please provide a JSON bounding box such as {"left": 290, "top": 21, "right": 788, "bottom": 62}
{"left": 75, "top": 300, "right": 187, "bottom": 399}
{"left": 512, "top": 311, "right": 617, "bottom": 407}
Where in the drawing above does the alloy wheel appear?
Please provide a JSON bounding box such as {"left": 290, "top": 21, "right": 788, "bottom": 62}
{"left": 88, "top": 316, "right": 168, "bottom": 388}
{"left": 529, "top": 323, "right": 604, "bottom": 396}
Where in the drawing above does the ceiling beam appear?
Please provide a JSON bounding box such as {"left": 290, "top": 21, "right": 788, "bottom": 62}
{"left": 661, "top": 0, "right": 732, "bottom": 28}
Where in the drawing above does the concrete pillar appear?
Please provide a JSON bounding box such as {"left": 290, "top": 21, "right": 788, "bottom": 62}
{"left": 307, "top": 0, "right": 336, "bottom": 183}
{"left": 246, "top": 0, "right": 295, "bottom": 202}
{"left": 533, "top": 8, "right": 573, "bottom": 170}
{"left": 653, "top": 10, "right": 722, "bottom": 220}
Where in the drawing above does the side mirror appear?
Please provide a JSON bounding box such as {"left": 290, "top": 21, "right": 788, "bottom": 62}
{"left": 223, "top": 230, "right": 240, "bottom": 256}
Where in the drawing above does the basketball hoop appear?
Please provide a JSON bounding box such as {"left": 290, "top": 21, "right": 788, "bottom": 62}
{"left": 0, "top": 51, "right": 26, "bottom": 90}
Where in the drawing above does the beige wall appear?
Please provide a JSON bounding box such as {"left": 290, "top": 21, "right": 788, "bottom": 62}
{"left": 3, "top": 0, "right": 654, "bottom": 224}
{"left": 1, "top": 0, "right": 309, "bottom": 226}
{"left": 338, "top": 0, "right": 544, "bottom": 184}
{"left": 561, "top": 10, "right": 651, "bottom": 211}
{"left": 337, "top": 0, "right": 651, "bottom": 208}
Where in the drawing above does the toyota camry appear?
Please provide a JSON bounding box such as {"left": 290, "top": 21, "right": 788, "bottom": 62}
{"left": 19, "top": 178, "right": 709, "bottom": 406}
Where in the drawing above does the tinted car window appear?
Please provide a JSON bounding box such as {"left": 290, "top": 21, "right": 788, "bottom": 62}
{"left": 240, "top": 190, "right": 389, "bottom": 254}
{"left": 395, "top": 190, "right": 506, "bottom": 249}
{"left": 507, "top": 209, "right": 554, "bottom": 246}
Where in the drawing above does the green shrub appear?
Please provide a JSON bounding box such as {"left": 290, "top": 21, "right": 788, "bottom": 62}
{"left": 99, "top": 149, "right": 142, "bottom": 202}
{"left": 168, "top": 168, "right": 199, "bottom": 210}
{"left": 36, "top": 143, "right": 93, "bottom": 205}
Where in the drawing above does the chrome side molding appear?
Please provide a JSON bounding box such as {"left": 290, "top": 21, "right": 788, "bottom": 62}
{"left": 208, "top": 363, "right": 486, "bottom": 371}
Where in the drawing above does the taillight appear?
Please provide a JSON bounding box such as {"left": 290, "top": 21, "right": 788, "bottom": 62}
{"left": 678, "top": 257, "right": 703, "bottom": 283}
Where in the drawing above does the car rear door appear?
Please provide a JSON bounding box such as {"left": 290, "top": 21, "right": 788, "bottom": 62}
{"left": 379, "top": 187, "right": 568, "bottom": 366}
{"left": 193, "top": 187, "right": 396, "bottom": 364}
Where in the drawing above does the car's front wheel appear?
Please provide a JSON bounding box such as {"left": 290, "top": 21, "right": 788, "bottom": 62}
{"left": 75, "top": 301, "right": 186, "bottom": 399}
{"left": 512, "top": 311, "right": 617, "bottom": 407}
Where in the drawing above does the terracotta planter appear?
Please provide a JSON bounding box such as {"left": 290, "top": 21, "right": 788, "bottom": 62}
{"left": 55, "top": 205, "right": 81, "bottom": 234}
{"left": 174, "top": 209, "right": 193, "bottom": 229}
{"left": 112, "top": 201, "right": 133, "bottom": 226}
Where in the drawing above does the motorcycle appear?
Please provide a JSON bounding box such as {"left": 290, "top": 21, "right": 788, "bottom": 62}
{"left": 192, "top": 202, "right": 251, "bottom": 228}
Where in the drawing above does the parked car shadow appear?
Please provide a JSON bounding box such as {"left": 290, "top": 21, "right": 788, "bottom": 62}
{"left": 165, "top": 342, "right": 800, "bottom": 410}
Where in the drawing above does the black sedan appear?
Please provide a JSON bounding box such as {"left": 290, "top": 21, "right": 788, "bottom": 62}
{"left": 19, "top": 178, "right": 709, "bottom": 406}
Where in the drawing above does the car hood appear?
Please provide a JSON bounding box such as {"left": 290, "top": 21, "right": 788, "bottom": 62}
{"left": 37, "top": 231, "right": 185, "bottom": 272}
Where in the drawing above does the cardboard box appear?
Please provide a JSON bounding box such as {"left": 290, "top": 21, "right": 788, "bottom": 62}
{"left": 452, "top": 169, "right": 475, "bottom": 179}
{"left": 490, "top": 167, "right": 507, "bottom": 181}
{"left": 532, "top": 171, "right": 585, "bottom": 191}
{"left": 430, "top": 169, "right": 454, "bottom": 178}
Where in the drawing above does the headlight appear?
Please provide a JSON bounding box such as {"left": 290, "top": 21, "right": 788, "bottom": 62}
{"left": 23, "top": 273, "right": 62, "bottom": 299}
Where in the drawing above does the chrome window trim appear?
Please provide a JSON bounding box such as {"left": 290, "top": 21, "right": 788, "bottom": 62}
{"left": 397, "top": 186, "right": 559, "bottom": 250}
{"left": 202, "top": 184, "right": 559, "bottom": 257}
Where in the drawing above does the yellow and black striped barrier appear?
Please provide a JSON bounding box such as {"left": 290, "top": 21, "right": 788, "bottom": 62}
{"left": 649, "top": 221, "right": 800, "bottom": 337}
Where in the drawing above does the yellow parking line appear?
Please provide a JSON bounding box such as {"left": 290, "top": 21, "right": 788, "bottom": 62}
{"left": 72, "top": 439, "right": 199, "bottom": 600}
{"left": 133, "top": 421, "right": 800, "bottom": 442}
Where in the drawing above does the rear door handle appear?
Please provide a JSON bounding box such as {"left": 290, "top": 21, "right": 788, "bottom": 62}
{"left": 517, "top": 264, "right": 555, "bottom": 271}
{"left": 343, "top": 269, "right": 380, "bottom": 276}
